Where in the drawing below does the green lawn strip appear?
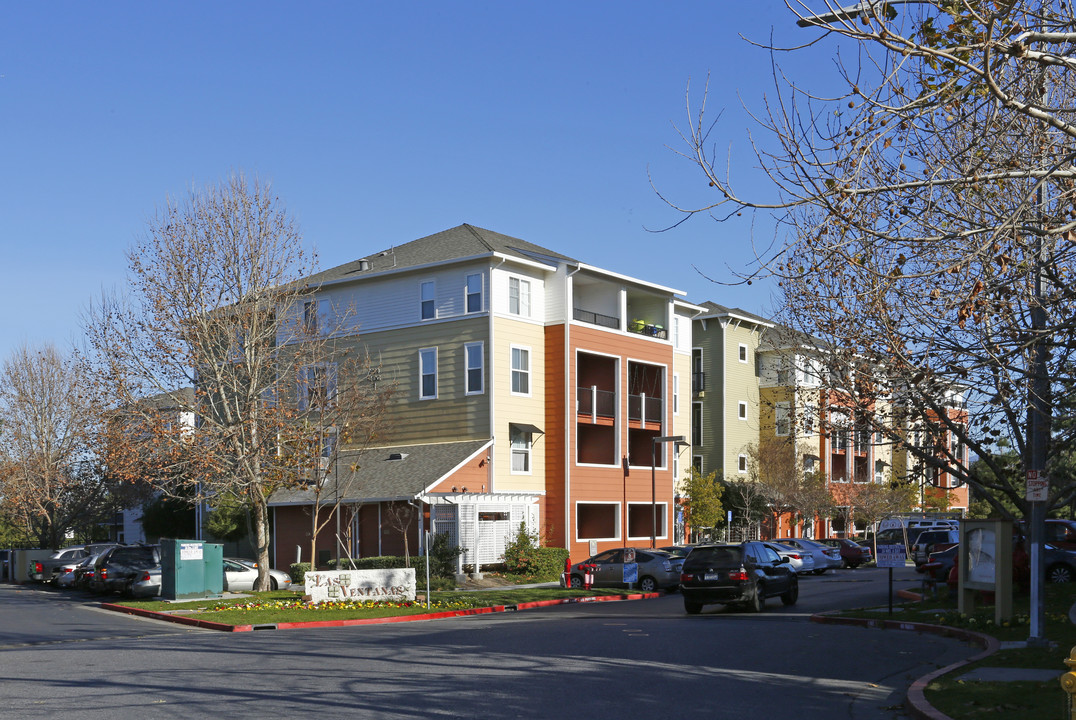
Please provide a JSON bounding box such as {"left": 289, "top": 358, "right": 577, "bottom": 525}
{"left": 828, "top": 583, "right": 1076, "bottom": 719}
{"left": 108, "top": 586, "right": 633, "bottom": 625}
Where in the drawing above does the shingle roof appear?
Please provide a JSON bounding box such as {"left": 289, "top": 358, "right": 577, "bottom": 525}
{"left": 268, "top": 439, "right": 492, "bottom": 506}
{"left": 301, "top": 224, "right": 578, "bottom": 287}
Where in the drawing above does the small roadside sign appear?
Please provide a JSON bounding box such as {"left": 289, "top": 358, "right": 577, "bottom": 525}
{"left": 1026, "top": 470, "right": 1049, "bottom": 502}
{"left": 876, "top": 544, "right": 907, "bottom": 568}
{"left": 623, "top": 562, "right": 638, "bottom": 584}
{"left": 624, "top": 547, "right": 636, "bottom": 563}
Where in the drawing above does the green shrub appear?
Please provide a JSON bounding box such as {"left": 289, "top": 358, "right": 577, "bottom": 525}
{"left": 289, "top": 562, "right": 311, "bottom": 583}
{"left": 429, "top": 532, "right": 463, "bottom": 577}
{"left": 503, "top": 522, "right": 569, "bottom": 579}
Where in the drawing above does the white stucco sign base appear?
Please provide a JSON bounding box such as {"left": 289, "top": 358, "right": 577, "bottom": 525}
{"left": 304, "top": 568, "right": 416, "bottom": 604}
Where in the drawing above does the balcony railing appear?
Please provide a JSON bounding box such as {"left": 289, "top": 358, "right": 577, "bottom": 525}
{"left": 573, "top": 307, "right": 620, "bottom": 330}
{"left": 628, "top": 393, "right": 663, "bottom": 424}
{"left": 577, "top": 387, "right": 616, "bottom": 420}
{"left": 627, "top": 320, "right": 668, "bottom": 339}
{"left": 692, "top": 372, "right": 706, "bottom": 393}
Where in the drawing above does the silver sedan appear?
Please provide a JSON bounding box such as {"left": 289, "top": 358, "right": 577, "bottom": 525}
{"left": 223, "top": 558, "right": 292, "bottom": 591}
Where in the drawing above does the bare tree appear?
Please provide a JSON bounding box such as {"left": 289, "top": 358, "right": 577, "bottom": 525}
{"left": 0, "top": 344, "right": 115, "bottom": 549}
{"left": 667, "top": 0, "right": 1076, "bottom": 519}
{"left": 85, "top": 173, "right": 391, "bottom": 590}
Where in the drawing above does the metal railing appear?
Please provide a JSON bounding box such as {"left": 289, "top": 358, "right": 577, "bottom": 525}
{"left": 628, "top": 393, "right": 663, "bottom": 423}
{"left": 573, "top": 307, "right": 620, "bottom": 329}
{"left": 577, "top": 387, "right": 616, "bottom": 419}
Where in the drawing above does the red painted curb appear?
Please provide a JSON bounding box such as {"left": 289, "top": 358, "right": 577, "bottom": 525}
{"left": 810, "top": 612, "right": 998, "bottom": 720}
{"left": 513, "top": 592, "right": 658, "bottom": 610}
{"left": 274, "top": 605, "right": 506, "bottom": 629}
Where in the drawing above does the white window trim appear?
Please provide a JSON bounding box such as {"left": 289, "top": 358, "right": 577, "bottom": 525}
{"left": 464, "top": 341, "right": 484, "bottom": 395}
{"left": 775, "top": 401, "right": 791, "bottom": 436}
{"left": 738, "top": 343, "right": 748, "bottom": 363}
{"left": 738, "top": 454, "right": 748, "bottom": 473}
{"left": 419, "top": 347, "right": 437, "bottom": 400}
{"left": 574, "top": 501, "right": 622, "bottom": 542}
{"left": 627, "top": 502, "right": 669, "bottom": 541}
{"left": 299, "top": 362, "right": 337, "bottom": 410}
{"left": 673, "top": 372, "right": 680, "bottom": 415}
{"left": 420, "top": 280, "right": 436, "bottom": 320}
{"left": 510, "top": 344, "right": 531, "bottom": 397}
{"left": 465, "top": 273, "right": 483, "bottom": 314}
{"left": 737, "top": 401, "right": 748, "bottom": 420}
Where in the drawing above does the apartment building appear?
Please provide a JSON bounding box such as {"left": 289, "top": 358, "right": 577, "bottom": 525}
{"left": 268, "top": 225, "right": 700, "bottom": 570}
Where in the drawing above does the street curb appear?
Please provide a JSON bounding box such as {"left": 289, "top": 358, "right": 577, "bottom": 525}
{"left": 809, "top": 612, "right": 999, "bottom": 720}
{"left": 100, "top": 591, "right": 661, "bottom": 632}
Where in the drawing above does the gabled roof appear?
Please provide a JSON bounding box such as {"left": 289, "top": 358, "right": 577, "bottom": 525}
{"left": 695, "top": 301, "right": 774, "bottom": 328}
{"left": 301, "top": 224, "right": 578, "bottom": 287}
{"left": 267, "top": 439, "right": 492, "bottom": 506}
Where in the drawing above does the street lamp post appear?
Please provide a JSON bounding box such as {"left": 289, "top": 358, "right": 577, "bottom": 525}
{"left": 652, "top": 435, "right": 686, "bottom": 549}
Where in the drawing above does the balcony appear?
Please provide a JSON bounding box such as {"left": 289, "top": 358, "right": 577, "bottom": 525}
{"left": 577, "top": 386, "right": 616, "bottom": 424}
{"left": 628, "top": 393, "right": 663, "bottom": 426}
{"left": 627, "top": 319, "right": 668, "bottom": 339}
{"left": 692, "top": 372, "right": 705, "bottom": 393}
{"left": 573, "top": 307, "right": 620, "bottom": 330}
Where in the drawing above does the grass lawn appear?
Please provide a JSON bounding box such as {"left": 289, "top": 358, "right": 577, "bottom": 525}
{"left": 833, "top": 582, "right": 1076, "bottom": 719}
{"left": 108, "top": 586, "right": 636, "bottom": 626}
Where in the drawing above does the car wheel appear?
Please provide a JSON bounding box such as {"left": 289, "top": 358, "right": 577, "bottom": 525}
{"left": 781, "top": 581, "right": 799, "bottom": 606}
{"left": 1047, "top": 563, "right": 1074, "bottom": 583}
{"left": 569, "top": 575, "right": 583, "bottom": 589}
{"left": 684, "top": 599, "right": 702, "bottom": 615}
{"left": 748, "top": 585, "right": 764, "bottom": 612}
{"left": 639, "top": 576, "right": 658, "bottom": 593}
{"left": 270, "top": 577, "right": 279, "bottom": 591}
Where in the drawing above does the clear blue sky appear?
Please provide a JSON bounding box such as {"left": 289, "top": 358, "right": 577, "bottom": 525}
{"left": 1, "top": 1, "right": 835, "bottom": 360}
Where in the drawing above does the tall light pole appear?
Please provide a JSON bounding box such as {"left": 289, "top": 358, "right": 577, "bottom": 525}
{"left": 652, "top": 435, "right": 686, "bottom": 549}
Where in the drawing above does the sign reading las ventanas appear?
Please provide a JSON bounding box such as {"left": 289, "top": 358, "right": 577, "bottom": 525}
{"left": 304, "top": 569, "right": 416, "bottom": 604}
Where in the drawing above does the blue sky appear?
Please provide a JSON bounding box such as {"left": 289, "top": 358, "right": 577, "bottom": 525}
{"left": 1, "top": 1, "right": 835, "bottom": 360}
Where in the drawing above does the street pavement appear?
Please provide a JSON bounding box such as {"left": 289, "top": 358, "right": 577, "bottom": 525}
{"left": 0, "top": 566, "right": 978, "bottom": 719}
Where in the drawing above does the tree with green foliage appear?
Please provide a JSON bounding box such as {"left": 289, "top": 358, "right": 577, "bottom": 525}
{"left": 681, "top": 467, "right": 724, "bottom": 540}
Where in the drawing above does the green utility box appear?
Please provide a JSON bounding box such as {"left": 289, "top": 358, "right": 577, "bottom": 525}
{"left": 160, "top": 539, "right": 223, "bottom": 600}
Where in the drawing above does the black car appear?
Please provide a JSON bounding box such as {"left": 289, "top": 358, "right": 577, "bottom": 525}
{"left": 91, "top": 545, "right": 161, "bottom": 595}
{"left": 679, "top": 542, "right": 798, "bottom": 614}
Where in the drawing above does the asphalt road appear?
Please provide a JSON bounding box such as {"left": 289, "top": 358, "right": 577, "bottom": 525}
{"left": 0, "top": 567, "right": 976, "bottom": 720}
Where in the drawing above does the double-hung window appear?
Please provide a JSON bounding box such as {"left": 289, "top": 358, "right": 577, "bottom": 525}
{"left": 510, "top": 426, "right": 531, "bottom": 473}
{"left": 511, "top": 346, "right": 530, "bottom": 395}
{"left": 465, "top": 342, "right": 484, "bottom": 395}
{"left": 419, "top": 348, "right": 437, "bottom": 399}
{"left": 420, "top": 281, "right": 436, "bottom": 320}
{"left": 508, "top": 277, "right": 530, "bottom": 316}
{"left": 300, "top": 364, "right": 337, "bottom": 410}
{"left": 466, "top": 274, "right": 483, "bottom": 313}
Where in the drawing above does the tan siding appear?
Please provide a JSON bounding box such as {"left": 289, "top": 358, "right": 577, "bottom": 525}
{"left": 492, "top": 317, "right": 547, "bottom": 493}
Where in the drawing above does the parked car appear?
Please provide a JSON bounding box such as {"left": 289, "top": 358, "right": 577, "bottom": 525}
{"left": 1046, "top": 543, "right": 1076, "bottom": 583}
{"left": 761, "top": 541, "right": 815, "bottom": 575}
{"left": 658, "top": 545, "right": 693, "bottom": 559}
{"left": 773, "top": 537, "right": 842, "bottom": 574}
{"left": 921, "top": 544, "right": 959, "bottom": 583}
{"left": 71, "top": 550, "right": 111, "bottom": 590}
{"left": 821, "top": 538, "right": 873, "bottom": 568}
{"left": 679, "top": 542, "right": 798, "bottom": 614}
{"left": 911, "top": 529, "right": 960, "bottom": 567}
{"left": 129, "top": 567, "right": 162, "bottom": 598}
{"left": 568, "top": 548, "right": 681, "bottom": 592}
{"left": 29, "top": 543, "right": 117, "bottom": 583}
{"left": 869, "top": 526, "right": 934, "bottom": 551}
{"left": 1, "top": 549, "right": 11, "bottom": 581}
{"left": 223, "top": 558, "right": 292, "bottom": 591}
{"left": 91, "top": 545, "right": 161, "bottom": 594}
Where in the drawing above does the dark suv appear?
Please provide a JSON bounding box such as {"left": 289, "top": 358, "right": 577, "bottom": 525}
{"left": 911, "top": 529, "right": 959, "bottom": 566}
{"left": 91, "top": 545, "right": 160, "bottom": 595}
{"left": 679, "top": 542, "right": 798, "bottom": 614}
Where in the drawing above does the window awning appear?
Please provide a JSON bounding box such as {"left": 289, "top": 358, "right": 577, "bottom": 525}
{"left": 510, "top": 422, "right": 544, "bottom": 435}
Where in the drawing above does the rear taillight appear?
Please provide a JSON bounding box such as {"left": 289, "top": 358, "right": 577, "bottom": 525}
{"left": 34, "top": 561, "right": 43, "bottom": 573}
{"left": 788, "top": 554, "right": 801, "bottom": 559}
{"left": 140, "top": 571, "right": 151, "bottom": 582}
{"left": 729, "top": 570, "right": 749, "bottom": 582}
{"left": 680, "top": 572, "right": 693, "bottom": 582}
{"left": 99, "top": 568, "right": 107, "bottom": 580}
